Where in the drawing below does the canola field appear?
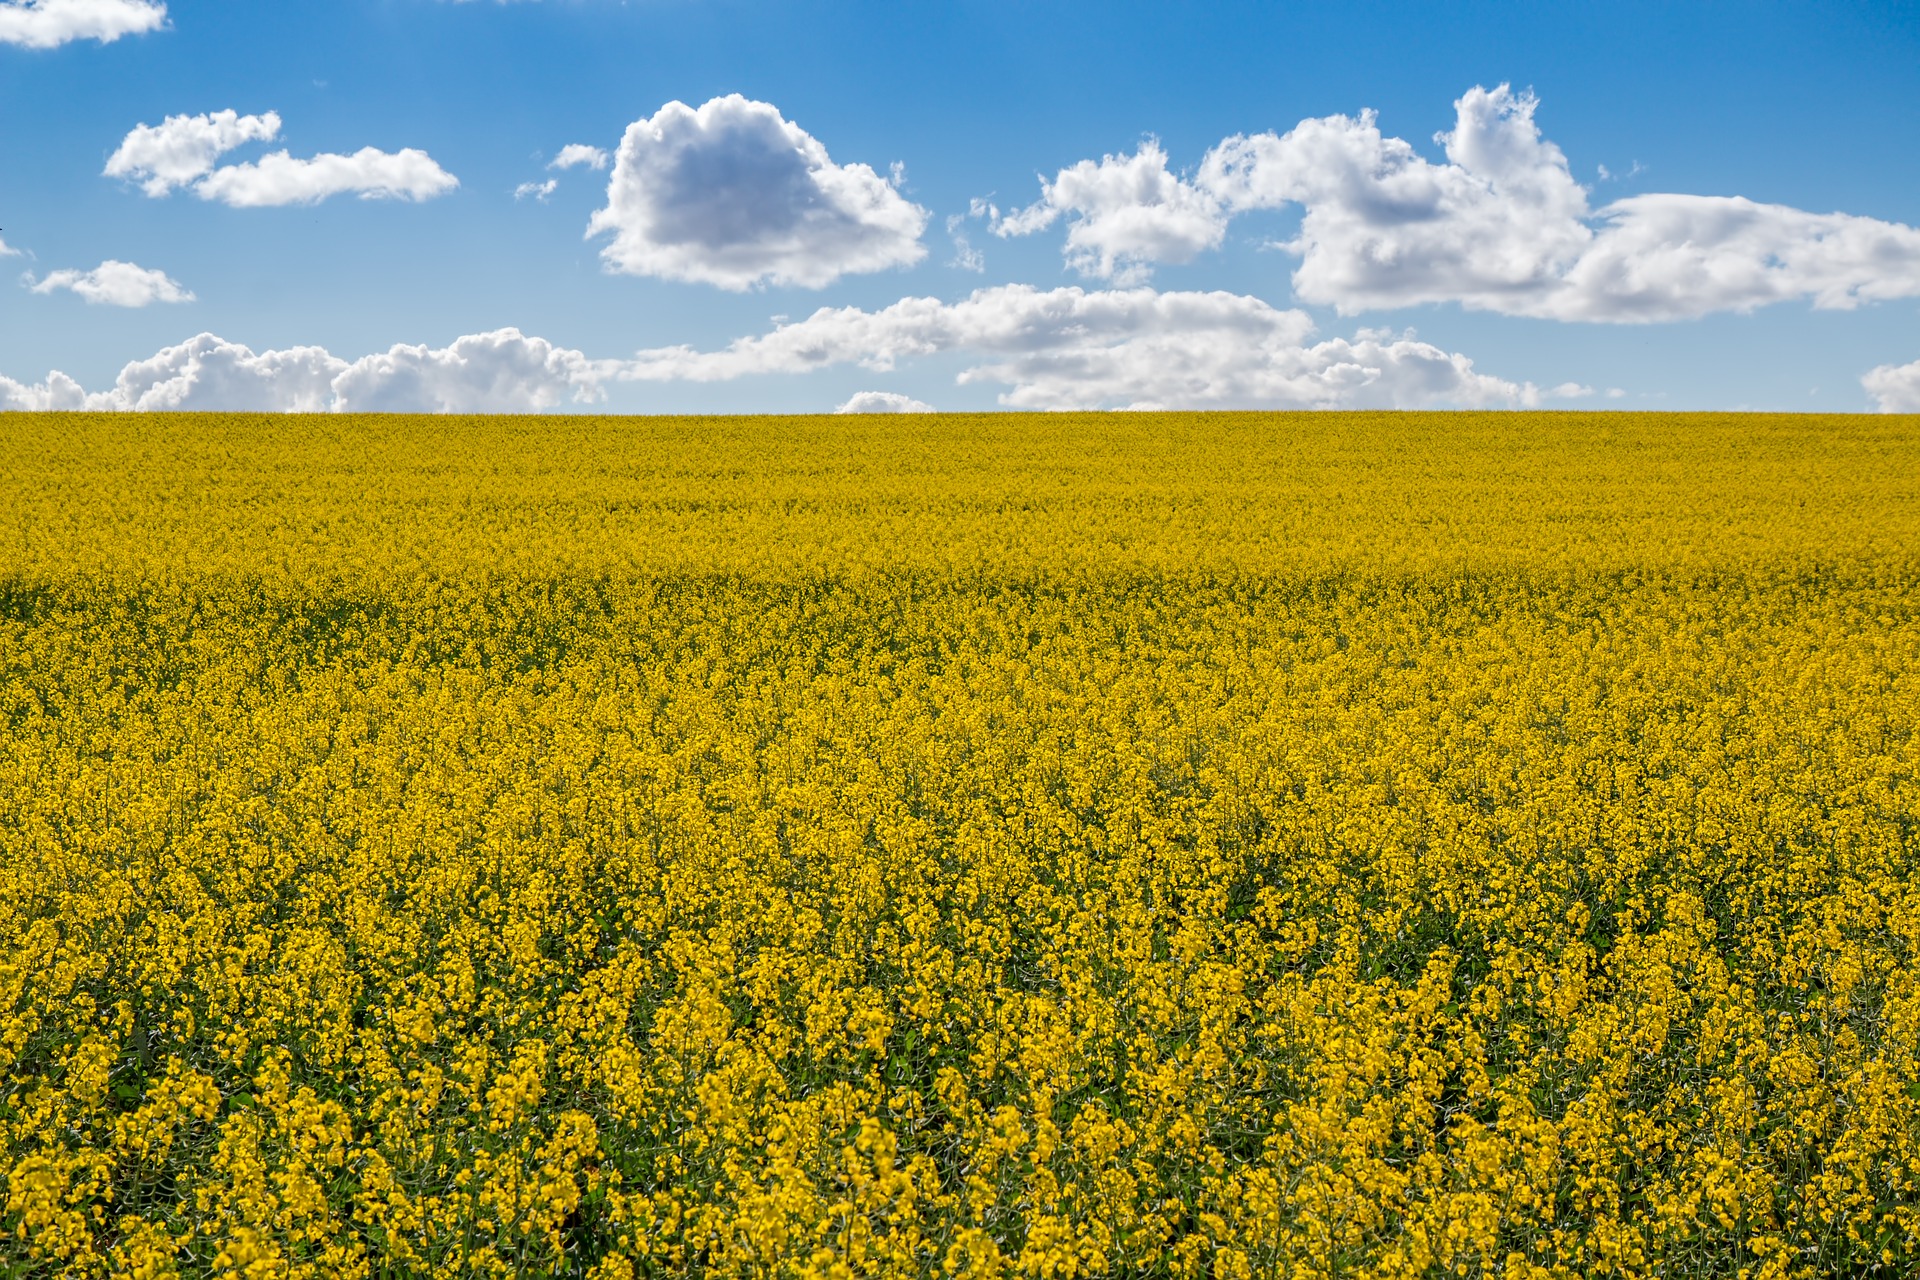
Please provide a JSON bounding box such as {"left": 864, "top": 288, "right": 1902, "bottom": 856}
{"left": 3, "top": 410, "right": 1919, "bottom": 1279}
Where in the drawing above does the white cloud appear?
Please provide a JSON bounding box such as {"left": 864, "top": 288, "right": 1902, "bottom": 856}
{"left": 102, "top": 334, "right": 349, "bottom": 411}
{"left": 836, "top": 390, "right": 935, "bottom": 413}
{"left": 514, "top": 145, "right": 604, "bottom": 202}
{"left": 1864, "top": 358, "right": 1920, "bottom": 413}
{"left": 1007, "top": 85, "right": 1920, "bottom": 322}
{"left": 104, "top": 109, "right": 458, "bottom": 207}
{"left": 0, "top": 329, "right": 604, "bottom": 413}
{"left": 587, "top": 94, "right": 928, "bottom": 289}
{"left": 994, "top": 139, "right": 1227, "bottom": 284}
{"left": 330, "top": 329, "right": 608, "bottom": 412}
{"left": 0, "top": 370, "right": 91, "bottom": 411}
{"left": 191, "top": 147, "right": 458, "bottom": 207}
{"left": 550, "top": 143, "right": 609, "bottom": 171}
{"left": 105, "top": 110, "right": 283, "bottom": 197}
{"left": 1546, "top": 194, "right": 1920, "bottom": 321}
{"left": 1, "top": 294, "right": 1545, "bottom": 414}
{"left": 1201, "top": 86, "right": 1594, "bottom": 315}
{"left": 0, "top": 235, "right": 20, "bottom": 257}
{"left": 615, "top": 284, "right": 1531, "bottom": 410}
{"left": 27, "top": 259, "right": 193, "bottom": 307}
{"left": 0, "top": 0, "right": 165, "bottom": 49}
{"left": 947, "top": 213, "right": 985, "bottom": 273}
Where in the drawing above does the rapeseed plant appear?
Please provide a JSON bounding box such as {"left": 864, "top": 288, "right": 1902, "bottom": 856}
{"left": 1, "top": 410, "right": 1917, "bottom": 1277}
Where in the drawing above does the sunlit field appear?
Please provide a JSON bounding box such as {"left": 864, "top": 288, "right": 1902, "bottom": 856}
{"left": 4, "top": 411, "right": 1918, "bottom": 1279}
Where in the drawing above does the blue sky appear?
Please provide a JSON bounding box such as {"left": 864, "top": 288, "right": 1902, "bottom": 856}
{"left": 4, "top": 0, "right": 1920, "bottom": 413}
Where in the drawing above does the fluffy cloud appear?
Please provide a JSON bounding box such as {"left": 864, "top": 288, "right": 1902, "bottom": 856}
{"left": 1864, "top": 358, "right": 1920, "bottom": 413}
{"left": 515, "top": 179, "right": 557, "bottom": 202}
{"left": 587, "top": 94, "right": 928, "bottom": 289}
{"left": 993, "top": 140, "right": 1228, "bottom": 284}
{"left": 0, "top": 290, "right": 1559, "bottom": 413}
{"left": 104, "top": 109, "right": 458, "bottom": 207}
{"left": 27, "top": 259, "right": 194, "bottom": 306}
{"left": 330, "top": 330, "right": 608, "bottom": 412}
{"left": 103, "top": 335, "right": 349, "bottom": 411}
{"left": 550, "top": 144, "right": 608, "bottom": 171}
{"left": 1, "top": 329, "right": 604, "bottom": 413}
{"left": 105, "top": 110, "right": 282, "bottom": 196}
{"left": 194, "top": 148, "right": 458, "bottom": 207}
{"left": 836, "top": 391, "right": 935, "bottom": 413}
{"left": 0, "top": 370, "right": 91, "bottom": 411}
{"left": 0, "top": 235, "right": 20, "bottom": 257}
{"left": 0, "top": 0, "right": 165, "bottom": 49}
{"left": 1201, "top": 86, "right": 1593, "bottom": 315}
{"left": 616, "top": 284, "right": 1535, "bottom": 410}
{"left": 1541, "top": 195, "right": 1920, "bottom": 321}
{"left": 1008, "top": 85, "right": 1920, "bottom": 322}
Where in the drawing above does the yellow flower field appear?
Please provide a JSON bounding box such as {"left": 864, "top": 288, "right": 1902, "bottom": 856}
{"left": 2, "top": 410, "right": 1918, "bottom": 1278}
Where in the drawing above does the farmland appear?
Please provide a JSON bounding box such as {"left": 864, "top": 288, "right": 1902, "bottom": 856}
{"left": 3, "top": 411, "right": 1918, "bottom": 1278}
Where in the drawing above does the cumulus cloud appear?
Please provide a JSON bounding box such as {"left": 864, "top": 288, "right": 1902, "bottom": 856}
{"left": 587, "top": 94, "right": 928, "bottom": 289}
{"left": 27, "top": 259, "right": 193, "bottom": 307}
{"left": 329, "top": 329, "right": 609, "bottom": 412}
{"left": 1, "top": 289, "right": 1553, "bottom": 414}
{"left": 0, "top": 370, "right": 91, "bottom": 411}
{"left": 1541, "top": 194, "right": 1920, "bottom": 321}
{"left": 994, "top": 139, "right": 1228, "bottom": 284}
{"left": 515, "top": 179, "right": 557, "bottom": 202}
{"left": 0, "top": 0, "right": 165, "bottom": 49}
{"left": 0, "top": 329, "right": 605, "bottom": 413}
{"left": 615, "top": 284, "right": 1532, "bottom": 410}
{"left": 1864, "top": 358, "right": 1920, "bottom": 413}
{"left": 194, "top": 148, "right": 458, "bottom": 207}
{"left": 1007, "top": 85, "right": 1920, "bottom": 322}
{"left": 104, "top": 109, "right": 458, "bottom": 207}
{"left": 836, "top": 390, "right": 935, "bottom": 413}
{"left": 105, "top": 110, "right": 282, "bottom": 196}
{"left": 103, "top": 334, "right": 349, "bottom": 411}
{"left": 0, "top": 235, "right": 20, "bottom": 257}
{"left": 550, "top": 144, "right": 608, "bottom": 171}
{"left": 1201, "top": 86, "right": 1595, "bottom": 315}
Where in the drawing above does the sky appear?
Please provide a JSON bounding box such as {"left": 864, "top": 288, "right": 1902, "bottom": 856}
{"left": 3, "top": 0, "right": 1920, "bottom": 415}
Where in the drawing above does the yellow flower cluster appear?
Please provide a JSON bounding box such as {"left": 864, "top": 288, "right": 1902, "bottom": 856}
{"left": 2, "top": 410, "right": 1917, "bottom": 1278}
